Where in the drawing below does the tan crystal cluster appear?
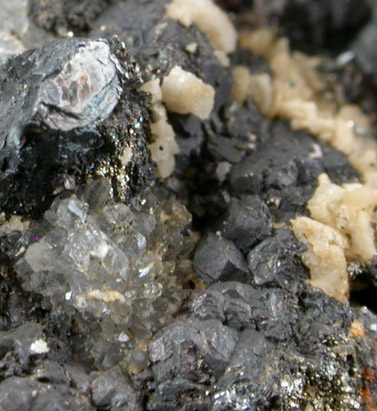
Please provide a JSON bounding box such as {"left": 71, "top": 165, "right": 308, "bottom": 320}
{"left": 233, "top": 28, "right": 377, "bottom": 303}
{"left": 166, "top": 0, "right": 237, "bottom": 54}
{"left": 141, "top": 78, "right": 180, "bottom": 179}
{"left": 234, "top": 28, "right": 376, "bottom": 187}
{"left": 293, "top": 174, "right": 377, "bottom": 303}
{"left": 142, "top": 65, "right": 215, "bottom": 179}
{"left": 161, "top": 66, "right": 215, "bottom": 120}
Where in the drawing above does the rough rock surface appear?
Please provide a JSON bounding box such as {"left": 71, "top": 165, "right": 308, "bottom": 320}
{"left": 271, "top": 0, "right": 372, "bottom": 54}
{"left": 0, "top": 37, "right": 153, "bottom": 217}
{"left": 29, "top": 0, "right": 120, "bottom": 36}
{"left": 0, "top": 0, "right": 375, "bottom": 410}
{"left": 146, "top": 281, "right": 366, "bottom": 410}
{"left": 218, "top": 0, "right": 372, "bottom": 54}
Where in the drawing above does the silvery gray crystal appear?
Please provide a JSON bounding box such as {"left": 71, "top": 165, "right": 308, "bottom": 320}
{"left": 193, "top": 233, "right": 250, "bottom": 284}
{"left": 215, "top": 195, "right": 272, "bottom": 253}
{"left": 38, "top": 41, "right": 121, "bottom": 131}
{"left": 0, "top": 37, "right": 153, "bottom": 217}
{"left": 90, "top": 366, "right": 142, "bottom": 410}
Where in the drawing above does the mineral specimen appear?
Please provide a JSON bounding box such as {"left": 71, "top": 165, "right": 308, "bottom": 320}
{"left": 141, "top": 78, "right": 180, "bottom": 179}
{"left": 13, "top": 180, "right": 194, "bottom": 368}
{"left": 90, "top": 0, "right": 233, "bottom": 116}
{"left": 0, "top": 0, "right": 375, "bottom": 410}
{"left": 247, "top": 229, "right": 307, "bottom": 291}
{"left": 161, "top": 66, "right": 215, "bottom": 120}
{"left": 193, "top": 232, "right": 249, "bottom": 284}
{"left": 0, "top": 38, "right": 153, "bottom": 217}
{"left": 215, "top": 195, "right": 272, "bottom": 253}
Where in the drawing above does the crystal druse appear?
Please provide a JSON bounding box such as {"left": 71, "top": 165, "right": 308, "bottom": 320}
{"left": 13, "top": 179, "right": 195, "bottom": 369}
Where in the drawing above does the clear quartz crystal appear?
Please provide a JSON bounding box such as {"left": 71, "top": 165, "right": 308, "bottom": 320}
{"left": 13, "top": 181, "right": 196, "bottom": 368}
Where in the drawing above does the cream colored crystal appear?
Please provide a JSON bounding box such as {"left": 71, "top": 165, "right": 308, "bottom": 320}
{"left": 30, "top": 339, "right": 50, "bottom": 354}
{"left": 87, "top": 290, "right": 126, "bottom": 303}
{"left": 292, "top": 216, "right": 349, "bottom": 304}
{"left": 142, "top": 78, "right": 180, "bottom": 178}
{"left": 166, "top": 0, "right": 237, "bottom": 53}
{"left": 141, "top": 78, "right": 162, "bottom": 104}
{"left": 308, "top": 174, "right": 377, "bottom": 262}
{"left": 292, "top": 173, "right": 377, "bottom": 303}
{"left": 186, "top": 42, "right": 198, "bottom": 53}
{"left": 149, "top": 119, "right": 180, "bottom": 178}
{"left": 214, "top": 50, "right": 230, "bottom": 67}
{"left": 161, "top": 66, "right": 215, "bottom": 120}
{"left": 0, "top": 214, "right": 30, "bottom": 233}
{"left": 120, "top": 146, "right": 132, "bottom": 166}
{"left": 232, "top": 66, "right": 273, "bottom": 115}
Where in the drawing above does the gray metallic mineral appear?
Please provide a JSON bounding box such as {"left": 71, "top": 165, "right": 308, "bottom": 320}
{"left": 0, "top": 37, "right": 153, "bottom": 217}
{"left": 38, "top": 41, "right": 120, "bottom": 131}
{"left": 193, "top": 233, "right": 250, "bottom": 284}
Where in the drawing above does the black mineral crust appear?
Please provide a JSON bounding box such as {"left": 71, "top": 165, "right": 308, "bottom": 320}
{"left": 0, "top": 37, "right": 153, "bottom": 217}
{"left": 29, "top": 0, "right": 121, "bottom": 36}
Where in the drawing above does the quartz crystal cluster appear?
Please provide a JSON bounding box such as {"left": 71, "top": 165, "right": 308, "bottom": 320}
{"left": 13, "top": 180, "right": 195, "bottom": 368}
